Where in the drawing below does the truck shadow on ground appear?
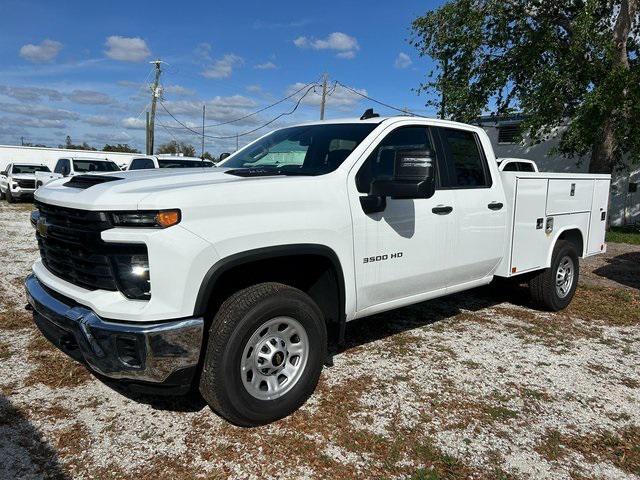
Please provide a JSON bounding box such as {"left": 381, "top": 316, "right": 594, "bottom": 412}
{"left": 340, "top": 282, "right": 532, "bottom": 353}
{"left": 103, "top": 282, "right": 532, "bottom": 412}
{"left": 0, "top": 395, "right": 69, "bottom": 479}
{"left": 592, "top": 251, "right": 640, "bottom": 290}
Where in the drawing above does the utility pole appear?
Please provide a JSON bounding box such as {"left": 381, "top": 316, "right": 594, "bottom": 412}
{"left": 320, "top": 73, "right": 328, "bottom": 120}
{"left": 148, "top": 60, "right": 164, "bottom": 154}
{"left": 201, "top": 104, "right": 206, "bottom": 158}
{"left": 20, "top": 136, "right": 24, "bottom": 146}
{"left": 145, "top": 111, "right": 150, "bottom": 154}
{"left": 236, "top": 134, "right": 239, "bottom": 152}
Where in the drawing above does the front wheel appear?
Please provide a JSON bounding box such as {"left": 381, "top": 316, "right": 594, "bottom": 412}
{"left": 5, "top": 189, "right": 14, "bottom": 203}
{"left": 199, "top": 282, "right": 327, "bottom": 427}
{"left": 529, "top": 240, "right": 579, "bottom": 311}
{"left": 0, "top": 188, "right": 5, "bottom": 200}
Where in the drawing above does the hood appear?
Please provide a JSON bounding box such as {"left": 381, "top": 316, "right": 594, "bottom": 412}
{"left": 10, "top": 173, "right": 37, "bottom": 180}
{"left": 33, "top": 167, "right": 304, "bottom": 210}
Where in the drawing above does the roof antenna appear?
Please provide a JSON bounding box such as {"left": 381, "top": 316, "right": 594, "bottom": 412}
{"left": 360, "top": 108, "right": 380, "bottom": 120}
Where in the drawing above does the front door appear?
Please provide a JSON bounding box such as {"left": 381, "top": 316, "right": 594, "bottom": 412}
{"left": 348, "top": 124, "right": 454, "bottom": 316}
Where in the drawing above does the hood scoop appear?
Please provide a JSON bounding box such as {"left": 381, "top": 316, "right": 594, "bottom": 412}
{"left": 64, "top": 175, "right": 123, "bottom": 190}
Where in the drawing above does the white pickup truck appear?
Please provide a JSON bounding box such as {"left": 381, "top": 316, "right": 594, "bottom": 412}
{"left": 0, "top": 163, "right": 51, "bottom": 202}
{"left": 35, "top": 157, "right": 121, "bottom": 188}
{"left": 25, "top": 114, "right": 610, "bottom": 426}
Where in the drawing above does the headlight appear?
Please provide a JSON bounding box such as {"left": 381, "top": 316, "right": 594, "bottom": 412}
{"left": 111, "top": 209, "right": 181, "bottom": 228}
{"left": 111, "top": 254, "right": 151, "bottom": 300}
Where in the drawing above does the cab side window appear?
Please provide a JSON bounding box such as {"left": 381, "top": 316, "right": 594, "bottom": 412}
{"left": 356, "top": 126, "right": 432, "bottom": 194}
{"left": 54, "top": 159, "right": 70, "bottom": 176}
{"left": 438, "top": 128, "right": 491, "bottom": 188}
{"left": 129, "top": 158, "right": 155, "bottom": 170}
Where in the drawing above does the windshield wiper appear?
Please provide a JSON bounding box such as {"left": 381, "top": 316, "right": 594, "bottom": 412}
{"left": 225, "top": 167, "right": 315, "bottom": 177}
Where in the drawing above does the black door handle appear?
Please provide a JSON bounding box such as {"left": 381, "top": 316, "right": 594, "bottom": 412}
{"left": 488, "top": 202, "right": 503, "bottom": 211}
{"left": 432, "top": 205, "right": 453, "bottom": 215}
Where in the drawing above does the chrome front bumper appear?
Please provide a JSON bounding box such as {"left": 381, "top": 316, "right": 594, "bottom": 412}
{"left": 25, "top": 274, "right": 204, "bottom": 387}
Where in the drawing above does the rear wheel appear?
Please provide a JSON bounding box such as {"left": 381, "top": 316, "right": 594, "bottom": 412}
{"left": 199, "top": 282, "right": 326, "bottom": 427}
{"left": 529, "top": 240, "right": 579, "bottom": 311}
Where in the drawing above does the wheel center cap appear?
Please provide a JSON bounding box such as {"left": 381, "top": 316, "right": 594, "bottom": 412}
{"left": 272, "top": 351, "right": 284, "bottom": 367}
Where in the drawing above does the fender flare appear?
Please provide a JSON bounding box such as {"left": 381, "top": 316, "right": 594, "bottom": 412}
{"left": 545, "top": 226, "right": 586, "bottom": 267}
{"left": 193, "top": 243, "right": 347, "bottom": 326}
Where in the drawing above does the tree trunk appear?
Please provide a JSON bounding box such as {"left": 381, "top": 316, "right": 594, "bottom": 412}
{"left": 588, "top": 0, "right": 637, "bottom": 174}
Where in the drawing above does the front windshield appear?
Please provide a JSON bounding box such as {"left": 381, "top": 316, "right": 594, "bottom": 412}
{"left": 220, "top": 123, "right": 378, "bottom": 175}
{"left": 73, "top": 160, "right": 120, "bottom": 172}
{"left": 12, "top": 165, "right": 50, "bottom": 174}
{"left": 158, "top": 159, "right": 214, "bottom": 168}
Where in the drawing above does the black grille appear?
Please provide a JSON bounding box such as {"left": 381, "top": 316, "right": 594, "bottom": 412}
{"left": 16, "top": 179, "right": 36, "bottom": 189}
{"left": 35, "top": 202, "right": 147, "bottom": 293}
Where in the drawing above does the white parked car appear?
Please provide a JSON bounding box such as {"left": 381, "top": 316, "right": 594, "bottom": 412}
{"left": 26, "top": 114, "right": 610, "bottom": 426}
{"left": 127, "top": 155, "right": 215, "bottom": 170}
{"left": 35, "top": 157, "right": 121, "bottom": 187}
{"left": 0, "top": 163, "right": 51, "bottom": 202}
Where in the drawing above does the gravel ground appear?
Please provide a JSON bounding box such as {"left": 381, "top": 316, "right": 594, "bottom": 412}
{"left": 0, "top": 200, "right": 638, "bottom": 480}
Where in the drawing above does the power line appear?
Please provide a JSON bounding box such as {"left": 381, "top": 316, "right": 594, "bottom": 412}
{"left": 164, "top": 81, "right": 320, "bottom": 130}
{"left": 335, "top": 81, "right": 428, "bottom": 118}
{"left": 159, "top": 84, "right": 316, "bottom": 140}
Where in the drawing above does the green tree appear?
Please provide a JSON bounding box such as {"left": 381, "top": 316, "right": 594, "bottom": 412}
{"left": 60, "top": 135, "right": 96, "bottom": 151}
{"left": 202, "top": 151, "right": 215, "bottom": 161}
{"left": 410, "top": 0, "right": 639, "bottom": 173}
{"left": 103, "top": 143, "right": 140, "bottom": 153}
{"left": 156, "top": 140, "right": 196, "bottom": 157}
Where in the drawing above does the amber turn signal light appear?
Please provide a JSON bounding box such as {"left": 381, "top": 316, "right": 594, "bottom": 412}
{"left": 156, "top": 210, "right": 181, "bottom": 228}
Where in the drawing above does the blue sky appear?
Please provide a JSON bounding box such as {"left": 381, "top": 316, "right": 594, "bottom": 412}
{"left": 0, "top": 0, "right": 444, "bottom": 154}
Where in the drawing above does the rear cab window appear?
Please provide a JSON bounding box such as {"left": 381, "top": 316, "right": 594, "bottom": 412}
{"left": 130, "top": 158, "right": 156, "bottom": 170}
{"left": 73, "top": 160, "right": 120, "bottom": 173}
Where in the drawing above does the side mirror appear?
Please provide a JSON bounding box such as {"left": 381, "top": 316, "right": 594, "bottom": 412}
{"left": 0, "top": 171, "right": 6, "bottom": 176}
{"left": 219, "top": 152, "right": 231, "bottom": 161}
{"left": 361, "top": 150, "right": 436, "bottom": 214}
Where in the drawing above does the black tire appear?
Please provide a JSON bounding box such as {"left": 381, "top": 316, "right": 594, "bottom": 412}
{"left": 529, "top": 240, "right": 579, "bottom": 311}
{"left": 0, "top": 189, "right": 5, "bottom": 200}
{"left": 6, "top": 189, "right": 14, "bottom": 203}
{"left": 199, "top": 282, "right": 327, "bottom": 427}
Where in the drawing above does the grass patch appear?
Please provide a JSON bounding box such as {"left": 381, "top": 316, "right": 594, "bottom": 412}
{"left": 566, "top": 285, "right": 640, "bottom": 326}
{"left": 537, "top": 426, "right": 640, "bottom": 475}
{"left": 606, "top": 226, "right": 640, "bottom": 245}
{"left": 25, "top": 333, "right": 92, "bottom": 389}
{"left": 0, "top": 339, "right": 12, "bottom": 359}
{"left": 0, "top": 306, "right": 33, "bottom": 331}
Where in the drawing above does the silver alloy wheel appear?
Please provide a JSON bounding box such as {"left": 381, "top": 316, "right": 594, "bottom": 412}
{"left": 241, "top": 316, "right": 309, "bottom": 401}
{"left": 555, "top": 255, "right": 575, "bottom": 298}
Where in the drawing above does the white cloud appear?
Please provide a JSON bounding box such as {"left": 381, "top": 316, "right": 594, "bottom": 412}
{"left": 163, "top": 84, "right": 195, "bottom": 96}
{"left": 105, "top": 36, "right": 150, "bottom": 62}
{"left": 86, "top": 131, "right": 133, "bottom": 144}
{"left": 394, "top": 52, "right": 412, "bottom": 69}
{"left": 246, "top": 85, "right": 263, "bottom": 93}
{"left": 286, "top": 82, "right": 366, "bottom": 110}
{"left": 121, "top": 117, "right": 146, "bottom": 130}
{"left": 0, "top": 102, "right": 79, "bottom": 120}
{"left": 19, "top": 39, "right": 63, "bottom": 63}
{"left": 161, "top": 95, "right": 259, "bottom": 126}
{"left": 202, "top": 54, "right": 244, "bottom": 79}
{"left": 85, "top": 115, "right": 113, "bottom": 126}
{"left": 254, "top": 61, "right": 277, "bottom": 70}
{"left": 294, "top": 32, "right": 360, "bottom": 58}
{"left": 67, "top": 90, "right": 113, "bottom": 105}
{"left": 1, "top": 117, "right": 67, "bottom": 129}
{"left": 0, "top": 85, "right": 63, "bottom": 102}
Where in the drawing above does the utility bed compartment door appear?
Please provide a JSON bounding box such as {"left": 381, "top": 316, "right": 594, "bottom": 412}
{"left": 587, "top": 179, "right": 610, "bottom": 255}
{"left": 511, "top": 178, "right": 549, "bottom": 273}
{"left": 546, "top": 179, "right": 593, "bottom": 215}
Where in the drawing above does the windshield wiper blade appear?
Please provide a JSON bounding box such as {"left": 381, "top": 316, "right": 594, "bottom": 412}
{"left": 225, "top": 167, "right": 314, "bottom": 177}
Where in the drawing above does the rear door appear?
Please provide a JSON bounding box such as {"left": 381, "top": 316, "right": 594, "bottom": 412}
{"left": 434, "top": 127, "right": 507, "bottom": 289}
{"left": 349, "top": 123, "right": 454, "bottom": 315}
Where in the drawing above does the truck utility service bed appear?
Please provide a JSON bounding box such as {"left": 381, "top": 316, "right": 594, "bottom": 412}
{"left": 498, "top": 172, "right": 611, "bottom": 278}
